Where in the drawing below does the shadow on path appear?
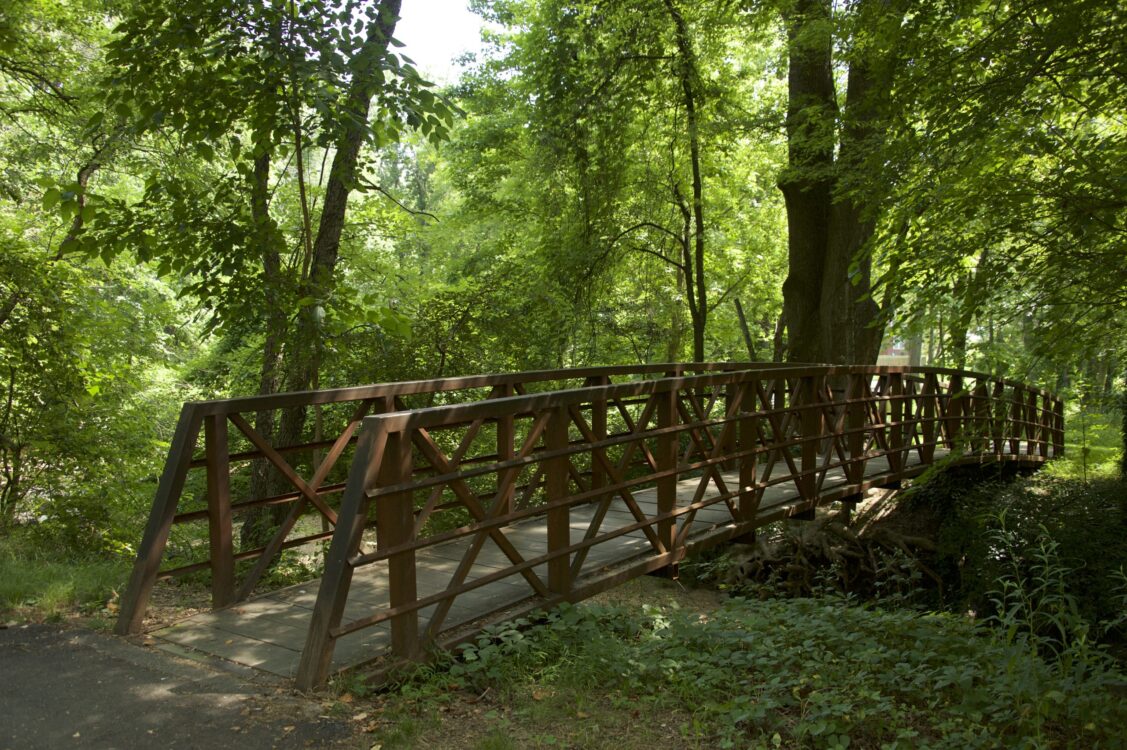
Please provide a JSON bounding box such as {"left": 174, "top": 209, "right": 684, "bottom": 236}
{"left": 0, "top": 623, "right": 360, "bottom": 750}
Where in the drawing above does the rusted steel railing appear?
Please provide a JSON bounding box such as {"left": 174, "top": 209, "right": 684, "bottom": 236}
{"left": 115, "top": 362, "right": 801, "bottom": 635}
{"left": 292, "top": 366, "right": 1062, "bottom": 688}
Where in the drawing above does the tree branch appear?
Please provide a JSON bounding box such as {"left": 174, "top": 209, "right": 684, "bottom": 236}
{"left": 358, "top": 177, "right": 440, "bottom": 221}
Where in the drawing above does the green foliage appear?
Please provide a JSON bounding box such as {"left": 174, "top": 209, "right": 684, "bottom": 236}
{"left": 985, "top": 523, "right": 1099, "bottom": 665}
{"left": 0, "top": 534, "right": 127, "bottom": 619}
{"left": 432, "top": 0, "right": 787, "bottom": 367}
{"left": 876, "top": 0, "right": 1127, "bottom": 372}
{"left": 908, "top": 470, "right": 1127, "bottom": 642}
{"left": 1048, "top": 399, "right": 1124, "bottom": 482}
{"left": 0, "top": 209, "right": 191, "bottom": 551}
{"left": 390, "top": 596, "right": 1127, "bottom": 749}
{"left": 1, "top": 0, "right": 1122, "bottom": 656}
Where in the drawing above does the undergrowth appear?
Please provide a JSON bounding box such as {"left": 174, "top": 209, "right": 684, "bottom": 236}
{"left": 361, "top": 468, "right": 1127, "bottom": 750}
{"left": 906, "top": 470, "right": 1127, "bottom": 639}
{"left": 371, "top": 593, "right": 1127, "bottom": 750}
{"left": 0, "top": 534, "right": 127, "bottom": 620}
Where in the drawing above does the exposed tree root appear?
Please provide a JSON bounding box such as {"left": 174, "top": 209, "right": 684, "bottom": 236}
{"left": 727, "top": 488, "right": 944, "bottom": 601}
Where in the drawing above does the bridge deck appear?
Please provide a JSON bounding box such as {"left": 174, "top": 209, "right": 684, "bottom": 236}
{"left": 153, "top": 451, "right": 939, "bottom": 678}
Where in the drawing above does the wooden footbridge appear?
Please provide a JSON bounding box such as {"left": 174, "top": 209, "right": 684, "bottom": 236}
{"left": 114, "top": 364, "right": 1063, "bottom": 689}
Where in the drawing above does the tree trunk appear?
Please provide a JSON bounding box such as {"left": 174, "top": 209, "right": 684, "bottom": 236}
{"left": 818, "top": 0, "right": 896, "bottom": 365}
{"left": 0, "top": 365, "right": 19, "bottom": 524}
{"left": 275, "top": 0, "right": 403, "bottom": 447}
{"left": 242, "top": 150, "right": 290, "bottom": 546}
{"left": 779, "top": 0, "right": 899, "bottom": 365}
{"left": 734, "top": 298, "right": 758, "bottom": 360}
{"left": 1120, "top": 368, "right": 1127, "bottom": 479}
{"left": 245, "top": 0, "right": 402, "bottom": 546}
{"left": 773, "top": 312, "right": 787, "bottom": 362}
{"left": 779, "top": 0, "right": 835, "bottom": 364}
{"left": 667, "top": 0, "right": 707, "bottom": 362}
{"left": 907, "top": 334, "right": 923, "bottom": 367}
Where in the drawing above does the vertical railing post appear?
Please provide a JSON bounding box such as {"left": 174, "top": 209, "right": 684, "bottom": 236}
{"left": 1025, "top": 389, "right": 1039, "bottom": 458}
{"left": 1053, "top": 398, "right": 1065, "bottom": 458}
{"left": 546, "top": 405, "right": 572, "bottom": 595}
{"left": 888, "top": 372, "right": 905, "bottom": 474}
{"left": 496, "top": 384, "right": 515, "bottom": 516}
{"left": 945, "top": 374, "right": 964, "bottom": 451}
{"left": 799, "top": 375, "right": 822, "bottom": 501}
{"left": 921, "top": 373, "right": 937, "bottom": 464}
{"left": 656, "top": 384, "right": 678, "bottom": 555}
{"left": 990, "top": 381, "right": 1005, "bottom": 460}
{"left": 296, "top": 420, "right": 384, "bottom": 691}
{"left": 585, "top": 376, "right": 609, "bottom": 509}
{"left": 204, "top": 413, "right": 235, "bottom": 609}
{"left": 972, "top": 380, "right": 990, "bottom": 455}
{"left": 378, "top": 427, "right": 418, "bottom": 659}
{"left": 736, "top": 379, "right": 759, "bottom": 539}
{"left": 115, "top": 405, "right": 203, "bottom": 635}
{"left": 1010, "top": 385, "right": 1024, "bottom": 456}
{"left": 722, "top": 382, "right": 738, "bottom": 470}
{"left": 846, "top": 373, "right": 867, "bottom": 484}
{"left": 1039, "top": 393, "right": 1052, "bottom": 458}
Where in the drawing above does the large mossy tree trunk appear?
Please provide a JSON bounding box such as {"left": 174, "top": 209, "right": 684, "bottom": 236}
{"left": 779, "top": 0, "right": 901, "bottom": 365}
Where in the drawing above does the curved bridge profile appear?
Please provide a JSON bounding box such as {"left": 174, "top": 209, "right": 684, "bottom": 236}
{"left": 115, "top": 365, "right": 1063, "bottom": 689}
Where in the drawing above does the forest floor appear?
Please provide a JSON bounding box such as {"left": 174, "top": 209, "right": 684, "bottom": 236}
{"left": 4, "top": 465, "right": 1125, "bottom": 749}
{"left": 0, "top": 576, "right": 721, "bottom": 750}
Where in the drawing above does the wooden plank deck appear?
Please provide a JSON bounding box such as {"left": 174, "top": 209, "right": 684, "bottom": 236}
{"left": 153, "top": 451, "right": 939, "bottom": 677}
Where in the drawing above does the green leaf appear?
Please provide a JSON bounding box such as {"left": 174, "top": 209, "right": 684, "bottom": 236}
{"left": 84, "top": 111, "right": 105, "bottom": 132}
{"left": 42, "top": 188, "right": 62, "bottom": 210}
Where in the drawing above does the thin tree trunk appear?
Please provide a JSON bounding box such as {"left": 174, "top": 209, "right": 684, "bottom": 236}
{"left": 666, "top": 0, "right": 707, "bottom": 362}
{"left": 276, "top": 0, "right": 403, "bottom": 453}
{"left": 53, "top": 131, "right": 123, "bottom": 259}
{"left": 734, "top": 298, "right": 758, "bottom": 360}
{"left": 1120, "top": 367, "right": 1126, "bottom": 478}
{"left": 242, "top": 149, "right": 292, "bottom": 546}
{"left": 0, "top": 365, "right": 19, "bottom": 524}
{"left": 773, "top": 312, "right": 787, "bottom": 362}
{"left": 907, "top": 334, "right": 923, "bottom": 367}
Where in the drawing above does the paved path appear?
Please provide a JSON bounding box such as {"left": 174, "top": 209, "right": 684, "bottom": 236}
{"left": 0, "top": 623, "right": 359, "bottom": 750}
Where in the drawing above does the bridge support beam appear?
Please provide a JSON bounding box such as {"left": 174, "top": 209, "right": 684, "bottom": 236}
{"left": 546, "top": 406, "right": 572, "bottom": 595}
{"left": 838, "top": 492, "right": 862, "bottom": 525}
{"left": 378, "top": 430, "right": 419, "bottom": 660}
{"left": 733, "top": 381, "right": 760, "bottom": 544}
{"left": 656, "top": 386, "right": 678, "bottom": 558}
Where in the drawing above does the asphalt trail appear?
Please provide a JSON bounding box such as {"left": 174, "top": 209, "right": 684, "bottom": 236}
{"left": 0, "top": 623, "right": 358, "bottom": 750}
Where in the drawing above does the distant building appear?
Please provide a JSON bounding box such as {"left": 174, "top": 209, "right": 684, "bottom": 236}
{"left": 876, "top": 341, "right": 910, "bottom": 367}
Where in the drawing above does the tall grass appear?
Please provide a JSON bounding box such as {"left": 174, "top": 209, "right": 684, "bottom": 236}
{"left": 0, "top": 535, "right": 127, "bottom": 619}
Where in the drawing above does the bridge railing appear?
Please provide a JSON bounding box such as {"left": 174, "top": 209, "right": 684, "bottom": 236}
{"left": 293, "top": 366, "right": 1062, "bottom": 688}
{"left": 116, "top": 362, "right": 806, "bottom": 635}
